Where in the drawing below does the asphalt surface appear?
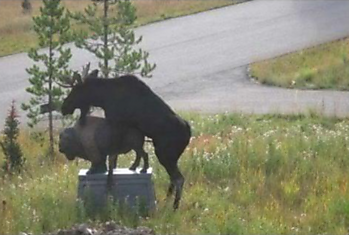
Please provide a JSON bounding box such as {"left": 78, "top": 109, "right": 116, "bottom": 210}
{"left": 1, "top": 0, "right": 349, "bottom": 126}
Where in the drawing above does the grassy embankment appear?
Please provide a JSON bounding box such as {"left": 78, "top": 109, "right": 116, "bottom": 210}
{"left": 1, "top": 113, "right": 349, "bottom": 234}
{"left": 250, "top": 38, "right": 349, "bottom": 90}
{"left": 0, "top": 0, "right": 236, "bottom": 57}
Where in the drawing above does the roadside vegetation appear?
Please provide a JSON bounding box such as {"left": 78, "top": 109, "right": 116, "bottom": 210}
{"left": 1, "top": 113, "right": 349, "bottom": 234}
{"left": 250, "top": 38, "right": 349, "bottom": 91}
{"left": 0, "top": 0, "right": 235, "bottom": 57}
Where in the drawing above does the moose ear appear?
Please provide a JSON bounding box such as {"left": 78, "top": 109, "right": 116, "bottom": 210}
{"left": 73, "top": 72, "right": 83, "bottom": 84}
{"left": 85, "top": 69, "right": 99, "bottom": 80}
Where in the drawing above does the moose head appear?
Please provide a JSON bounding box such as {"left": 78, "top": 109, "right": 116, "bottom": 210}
{"left": 60, "top": 63, "right": 99, "bottom": 118}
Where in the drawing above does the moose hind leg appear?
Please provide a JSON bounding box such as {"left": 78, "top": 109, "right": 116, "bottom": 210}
{"left": 167, "top": 182, "right": 175, "bottom": 197}
{"left": 172, "top": 166, "right": 184, "bottom": 210}
{"left": 155, "top": 146, "right": 184, "bottom": 210}
{"left": 165, "top": 164, "right": 184, "bottom": 210}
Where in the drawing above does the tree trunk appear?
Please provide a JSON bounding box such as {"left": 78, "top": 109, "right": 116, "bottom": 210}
{"left": 103, "top": 0, "right": 109, "bottom": 78}
{"left": 48, "top": 16, "right": 54, "bottom": 160}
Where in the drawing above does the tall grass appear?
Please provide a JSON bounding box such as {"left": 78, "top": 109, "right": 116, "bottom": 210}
{"left": 0, "top": 0, "right": 235, "bottom": 57}
{"left": 1, "top": 113, "right": 349, "bottom": 234}
{"left": 250, "top": 38, "right": 349, "bottom": 90}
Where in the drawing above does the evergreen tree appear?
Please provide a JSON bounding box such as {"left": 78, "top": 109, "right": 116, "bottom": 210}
{"left": 71, "top": 0, "right": 155, "bottom": 78}
{"left": 1, "top": 101, "right": 24, "bottom": 174}
{"left": 21, "top": 0, "right": 72, "bottom": 159}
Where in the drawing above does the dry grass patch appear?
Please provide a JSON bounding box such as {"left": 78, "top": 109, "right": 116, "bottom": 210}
{"left": 0, "top": 0, "right": 234, "bottom": 57}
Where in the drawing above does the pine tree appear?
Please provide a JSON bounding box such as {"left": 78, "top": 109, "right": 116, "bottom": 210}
{"left": 1, "top": 101, "right": 24, "bottom": 174}
{"left": 21, "top": 0, "right": 72, "bottom": 159}
{"left": 71, "top": 0, "right": 155, "bottom": 78}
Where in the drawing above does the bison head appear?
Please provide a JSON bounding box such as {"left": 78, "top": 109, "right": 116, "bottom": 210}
{"left": 59, "top": 128, "right": 83, "bottom": 160}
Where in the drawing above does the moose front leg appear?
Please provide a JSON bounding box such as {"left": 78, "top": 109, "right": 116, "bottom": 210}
{"left": 79, "top": 106, "right": 90, "bottom": 126}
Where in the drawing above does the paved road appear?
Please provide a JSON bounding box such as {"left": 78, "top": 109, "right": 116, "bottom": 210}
{"left": 1, "top": 0, "right": 349, "bottom": 126}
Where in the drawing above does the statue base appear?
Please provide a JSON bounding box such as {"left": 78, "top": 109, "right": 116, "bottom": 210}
{"left": 78, "top": 168, "right": 156, "bottom": 212}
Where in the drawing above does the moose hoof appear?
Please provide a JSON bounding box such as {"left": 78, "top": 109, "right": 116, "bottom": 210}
{"left": 140, "top": 168, "right": 147, "bottom": 174}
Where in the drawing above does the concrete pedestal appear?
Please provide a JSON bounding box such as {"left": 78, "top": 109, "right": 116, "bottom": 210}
{"left": 78, "top": 168, "right": 156, "bottom": 211}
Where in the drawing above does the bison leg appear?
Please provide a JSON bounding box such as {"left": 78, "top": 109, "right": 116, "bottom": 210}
{"left": 130, "top": 148, "right": 149, "bottom": 173}
{"left": 130, "top": 147, "right": 149, "bottom": 173}
{"left": 140, "top": 151, "right": 149, "bottom": 173}
{"left": 129, "top": 153, "right": 141, "bottom": 171}
{"left": 129, "top": 150, "right": 149, "bottom": 173}
{"left": 108, "top": 154, "right": 118, "bottom": 172}
{"left": 129, "top": 133, "right": 149, "bottom": 172}
{"left": 107, "top": 155, "right": 118, "bottom": 191}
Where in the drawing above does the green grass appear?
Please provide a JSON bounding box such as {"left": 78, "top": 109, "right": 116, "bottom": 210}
{"left": 1, "top": 113, "right": 349, "bottom": 234}
{"left": 0, "top": 0, "right": 236, "bottom": 57}
{"left": 250, "top": 38, "right": 349, "bottom": 90}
